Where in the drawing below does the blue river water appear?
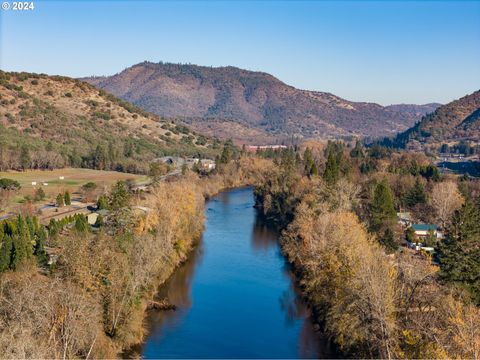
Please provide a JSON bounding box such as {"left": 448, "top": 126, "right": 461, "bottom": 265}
{"left": 140, "top": 187, "right": 333, "bottom": 358}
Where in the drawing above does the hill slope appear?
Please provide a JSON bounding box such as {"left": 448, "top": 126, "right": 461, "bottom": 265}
{"left": 83, "top": 62, "right": 440, "bottom": 143}
{"left": 384, "top": 90, "right": 480, "bottom": 151}
{"left": 0, "top": 71, "right": 219, "bottom": 172}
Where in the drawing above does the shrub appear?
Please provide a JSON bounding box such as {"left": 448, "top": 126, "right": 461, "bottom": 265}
{"left": 0, "top": 178, "right": 21, "bottom": 190}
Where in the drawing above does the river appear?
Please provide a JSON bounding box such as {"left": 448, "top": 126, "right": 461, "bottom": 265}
{"left": 138, "top": 187, "right": 333, "bottom": 358}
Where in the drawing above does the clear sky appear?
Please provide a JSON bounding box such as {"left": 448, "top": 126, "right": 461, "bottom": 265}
{"left": 1, "top": 0, "right": 479, "bottom": 105}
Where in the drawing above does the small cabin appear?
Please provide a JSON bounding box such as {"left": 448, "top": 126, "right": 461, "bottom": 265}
{"left": 200, "top": 159, "right": 216, "bottom": 170}
{"left": 87, "top": 213, "right": 99, "bottom": 225}
{"left": 411, "top": 224, "right": 442, "bottom": 239}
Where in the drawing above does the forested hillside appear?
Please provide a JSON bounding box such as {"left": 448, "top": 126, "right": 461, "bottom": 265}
{"left": 383, "top": 90, "right": 480, "bottom": 151}
{"left": 0, "top": 71, "right": 219, "bottom": 173}
{"left": 83, "top": 62, "right": 440, "bottom": 143}
{"left": 254, "top": 144, "right": 479, "bottom": 358}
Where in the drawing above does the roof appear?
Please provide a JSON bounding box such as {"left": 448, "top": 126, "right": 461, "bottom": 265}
{"left": 397, "top": 212, "right": 412, "bottom": 220}
{"left": 412, "top": 224, "right": 437, "bottom": 231}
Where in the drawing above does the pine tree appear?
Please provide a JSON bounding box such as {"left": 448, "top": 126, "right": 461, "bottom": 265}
{"left": 108, "top": 142, "right": 116, "bottom": 169}
{"left": 405, "top": 178, "right": 427, "bottom": 207}
{"left": 0, "top": 234, "right": 12, "bottom": 272}
{"left": 19, "top": 144, "right": 30, "bottom": 170}
{"left": 10, "top": 216, "right": 31, "bottom": 269}
{"left": 219, "top": 146, "right": 232, "bottom": 164}
{"left": 34, "top": 187, "right": 45, "bottom": 202}
{"left": 350, "top": 140, "right": 364, "bottom": 158}
{"left": 74, "top": 216, "right": 89, "bottom": 233}
{"left": 303, "top": 148, "right": 318, "bottom": 177}
{"left": 64, "top": 191, "right": 71, "bottom": 206}
{"left": 379, "top": 228, "right": 398, "bottom": 253}
{"left": 323, "top": 151, "right": 340, "bottom": 185}
{"left": 97, "top": 195, "right": 109, "bottom": 210}
{"left": 93, "top": 144, "right": 107, "bottom": 170}
{"left": 109, "top": 181, "right": 130, "bottom": 210}
{"left": 438, "top": 201, "right": 480, "bottom": 305}
{"left": 56, "top": 193, "right": 64, "bottom": 207}
{"left": 370, "top": 179, "right": 397, "bottom": 232}
{"left": 34, "top": 226, "right": 48, "bottom": 266}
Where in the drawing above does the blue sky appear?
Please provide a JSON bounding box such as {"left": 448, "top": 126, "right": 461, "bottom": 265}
{"left": 1, "top": 0, "right": 479, "bottom": 105}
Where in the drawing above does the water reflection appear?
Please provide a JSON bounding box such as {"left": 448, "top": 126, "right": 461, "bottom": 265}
{"left": 251, "top": 215, "right": 278, "bottom": 251}
{"left": 138, "top": 187, "right": 334, "bottom": 359}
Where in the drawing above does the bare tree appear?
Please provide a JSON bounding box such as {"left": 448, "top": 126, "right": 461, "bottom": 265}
{"left": 430, "top": 181, "right": 464, "bottom": 228}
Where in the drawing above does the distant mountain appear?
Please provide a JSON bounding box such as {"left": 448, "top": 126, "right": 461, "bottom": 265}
{"left": 82, "top": 62, "right": 440, "bottom": 143}
{"left": 0, "top": 70, "right": 218, "bottom": 171}
{"left": 384, "top": 90, "right": 480, "bottom": 151}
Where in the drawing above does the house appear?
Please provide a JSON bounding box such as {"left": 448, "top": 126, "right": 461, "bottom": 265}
{"left": 86, "top": 212, "right": 99, "bottom": 225}
{"left": 397, "top": 212, "right": 413, "bottom": 226}
{"left": 411, "top": 224, "right": 442, "bottom": 240}
{"left": 200, "top": 159, "right": 216, "bottom": 170}
{"left": 246, "top": 145, "right": 288, "bottom": 153}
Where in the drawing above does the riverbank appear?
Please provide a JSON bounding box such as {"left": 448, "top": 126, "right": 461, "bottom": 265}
{"left": 123, "top": 157, "right": 279, "bottom": 356}
{"left": 137, "top": 187, "right": 333, "bottom": 358}
{"left": 253, "top": 162, "right": 480, "bottom": 359}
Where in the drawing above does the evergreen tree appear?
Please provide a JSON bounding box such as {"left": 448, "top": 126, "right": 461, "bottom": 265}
{"left": 97, "top": 194, "right": 109, "bottom": 210}
{"left": 350, "top": 140, "right": 364, "bottom": 158}
{"left": 92, "top": 144, "right": 107, "bottom": 170}
{"left": 405, "top": 226, "right": 415, "bottom": 243}
{"left": 0, "top": 234, "right": 12, "bottom": 272}
{"left": 10, "top": 215, "right": 32, "bottom": 269}
{"left": 64, "top": 191, "right": 71, "bottom": 206}
{"left": 34, "top": 226, "right": 48, "bottom": 266}
{"left": 379, "top": 228, "right": 398, "bottom": 253}
{"left": 405, "top": 178, "right": 427, "bottom": 207}
{"left": 108, "top": 142, "right": 116, "bottom": 169}
{"left": 34, "top": 187, "right": 45, "bottom": 202}
{"left": 68, "top": 148, "right": 82, "bottom": 167}
{"left": 219, "top": 145, "right": 232, "bottom": 164}
{"left": 370, "top": 179, "right": 397, "bottom": 231}
{"left": 303, "top": 148, "right": 318, "bottom": 176}
{"left": 437, "top": 201, "right": 480, "bottom": 305}
{"left": 48, "top": 218, "right": 59, "bottom": 238}
{"left": 56, "top": 193, "right": 64, "bottom": 207}
{"left": 19, "top": 144, "right": 30, "bottom": 170}
{"left": 323, "top": 151, "right": 340, "bottom": 185}
{"left": 123, "top": 140, "right": 134, "bottom": 158}
{"left": 109, "top": 181, "right": 130, "bottom": 210}
{"left": 74, "top": 216, "right": 89, "bottom": 233}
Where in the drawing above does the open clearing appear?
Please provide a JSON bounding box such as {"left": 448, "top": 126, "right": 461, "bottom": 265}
{"left": 0, "top": 168, "right": 148, "bottom": 215}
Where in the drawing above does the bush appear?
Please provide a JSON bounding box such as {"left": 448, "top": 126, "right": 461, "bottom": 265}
{"left": 34, "top": 187, "right": 46, "bottom": 202}
{"left": 0, "top": 178, "right": 21, "bottom": 190}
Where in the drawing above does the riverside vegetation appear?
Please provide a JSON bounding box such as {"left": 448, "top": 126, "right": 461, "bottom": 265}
{"left": 254, "top": 142, "right": 479, "bottom": 359}
{"left": 0, "top": 137, "right": 478, "bottom": 358}
{"left": 0, "top": 68, "right": 478, "bottom": 358}
{"left": 0, "top": 152, "right": 276, "bottom": 358}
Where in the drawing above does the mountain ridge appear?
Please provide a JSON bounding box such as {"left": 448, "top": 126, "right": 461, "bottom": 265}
{"left": 0, "top": 70, "right": 219, "bottom": 172}
{"left": 82, "top": 61, "right": 441, "bottom": 143}
{"left": 381, "top": 90, "right": 480, "bottom": 151}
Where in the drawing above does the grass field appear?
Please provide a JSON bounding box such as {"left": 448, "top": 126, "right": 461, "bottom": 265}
{"left": 0, "top": 168, "right": 148, "bottom": 213}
